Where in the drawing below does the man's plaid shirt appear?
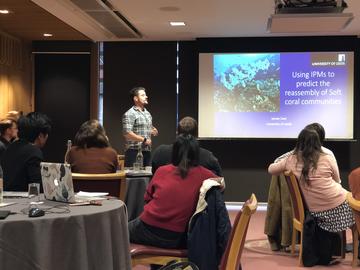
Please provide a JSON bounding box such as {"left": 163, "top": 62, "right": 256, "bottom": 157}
{"left": 122, "top": 106, "right": 152, "bottom": 151}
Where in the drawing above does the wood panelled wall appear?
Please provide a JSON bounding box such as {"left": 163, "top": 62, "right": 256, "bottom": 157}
{"left": 0, "top": 32, "right": 33, "bottom": 118}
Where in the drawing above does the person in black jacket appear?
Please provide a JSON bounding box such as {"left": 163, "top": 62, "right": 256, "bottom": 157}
{"left": 0, "top": 118, "right": 18, "bottom": 161}
{"left": 1, "top": 112, "right": 51, "bottom": 191}
{"left": 152, "top": 116, "right": 222, "bottom": 176}
{"left": 187, "top": 185, "right": 231, "bottom": 270}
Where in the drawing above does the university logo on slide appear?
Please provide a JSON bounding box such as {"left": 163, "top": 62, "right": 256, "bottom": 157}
{"left": 338, "top": 54, "right": 346, "bottom": 62}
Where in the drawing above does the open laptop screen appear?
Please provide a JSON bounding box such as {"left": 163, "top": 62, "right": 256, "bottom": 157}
{"left": 40, "top": 162, "right": 76, "bottom": 203}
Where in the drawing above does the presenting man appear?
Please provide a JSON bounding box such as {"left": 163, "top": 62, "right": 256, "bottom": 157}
{"left": 122, "top": 87, "right": 158, "bottom": 167}
{"left": 151, "top": 116, "right": 222, "bottom": 176}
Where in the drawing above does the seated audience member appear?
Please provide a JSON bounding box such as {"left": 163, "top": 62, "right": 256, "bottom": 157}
{"left": 151, "top": 116, "right": 222, "bottom": 176}
{"left": 0, "top": 118, "right": 18, "bottom": 159}
{"left": 6, "top": 110, "right": 22, "bottom": 122}
{"left": 1, "top": 112, "right": 51, "bottom": 191}
{"left": 266, "top": 123, "right": 338, "bottom": 250}
{"left": 268, "top": 127, "right": 354, "bottom": 233}
{"left": 66, "top": 119, "right": 119, "bottom": 173}
{"left": 129, "top": 134, "right": 219, "bottom": 249}
{"left": 5, "top": 110, "right": 22, "bottom": 142}
{"left": 274, "top": 122, "right": 335, "bottom": 163}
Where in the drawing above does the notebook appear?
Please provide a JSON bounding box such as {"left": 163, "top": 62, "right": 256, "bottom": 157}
{"left": 40, "top": 162, "right": 76, "bottom": 203}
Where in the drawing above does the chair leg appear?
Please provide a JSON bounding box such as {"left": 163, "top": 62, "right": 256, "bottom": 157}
{"left": 298, "top": 231, "right": 303, "bottom": 267}
{"left": 352, "top": 226, "right": 359, "bottom": 268}
{"left": 291, "top": 227, "right": 296, "bottom": 255}
{"left": 341, "top": 230, "right": 346, "bottom": 259}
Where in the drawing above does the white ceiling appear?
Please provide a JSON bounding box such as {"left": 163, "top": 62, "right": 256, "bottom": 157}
{"left": 32, "top": 0, "right": 360, "bottom": 41}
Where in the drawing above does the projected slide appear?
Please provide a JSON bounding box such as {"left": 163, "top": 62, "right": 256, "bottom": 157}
{"left": 199, "top": 52, "right": 354, "bottom": 139}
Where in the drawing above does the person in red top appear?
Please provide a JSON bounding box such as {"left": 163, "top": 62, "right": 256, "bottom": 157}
{"left": 128, "top": 134, "right": 218, "bottom": 249}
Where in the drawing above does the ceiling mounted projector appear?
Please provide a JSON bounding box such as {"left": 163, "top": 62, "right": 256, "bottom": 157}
{"left": 275, "top": 0, "right": 348, "bottom": 14}
{"left": 268, "top": 0, "right": 353, "bottom": 33}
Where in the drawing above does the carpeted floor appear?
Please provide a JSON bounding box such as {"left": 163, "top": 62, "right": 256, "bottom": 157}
{"left": 244, "top": 238, "right": 296, "bottom": 257}
{"left": 133, "top": 209, "right": 356, "bottom": 270}
{"left": 241, "top": 210, "right": 355, "bottom": 270}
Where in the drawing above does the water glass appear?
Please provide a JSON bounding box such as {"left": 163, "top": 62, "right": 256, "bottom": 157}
{"left": 28, "top": 183, "right": 40, "bottom": 201}
{"left": 133, "top": 162, "right": 141, "bottom": 172}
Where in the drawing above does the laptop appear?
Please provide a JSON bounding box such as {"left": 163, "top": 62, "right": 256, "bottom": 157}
{"left": 40, "top": 162, "right": 76, "bottom": 203}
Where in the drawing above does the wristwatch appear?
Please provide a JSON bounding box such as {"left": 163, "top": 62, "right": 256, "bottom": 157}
{"left": 143, "top": 137, "right": 147, "bottom": 144}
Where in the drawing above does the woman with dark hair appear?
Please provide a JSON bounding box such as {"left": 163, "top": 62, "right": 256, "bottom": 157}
{"left": 268, "top": 127, "right": 354, "bottom": 232}
{"left": 128, "top": 134, "right": 218, "bottom": 249}
{"left": 66, "top": 120, "right": 119, "bottom": 173}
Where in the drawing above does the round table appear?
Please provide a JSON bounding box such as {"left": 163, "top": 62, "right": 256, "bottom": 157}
{"left": 0, "top": 198, "right": 131, "bottom": 270}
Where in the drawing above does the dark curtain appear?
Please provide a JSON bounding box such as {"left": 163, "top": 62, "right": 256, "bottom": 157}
{"left": 103, "top": 42, "right": 177, "bottom": 154}
{"left": 34, "top": 53, "right": 90, "bottom": 162}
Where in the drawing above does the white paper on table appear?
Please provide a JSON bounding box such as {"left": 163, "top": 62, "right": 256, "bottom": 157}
{"left": 76, "top": 191, "right": 109, "bottom": 197}
{"left": 0, "top": 202, "right": 17, "bottom": 207}
{"left": 3, "top": 191, "right": 29, "bottom": 198}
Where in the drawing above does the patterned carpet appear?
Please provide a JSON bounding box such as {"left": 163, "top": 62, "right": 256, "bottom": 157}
{"left": 244, "top": 238, "right": 297, "bottom": 257}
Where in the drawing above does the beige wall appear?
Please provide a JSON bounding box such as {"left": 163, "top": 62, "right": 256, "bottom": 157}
{"left": 0, "top": 33, "right": 33, "bottom": 119}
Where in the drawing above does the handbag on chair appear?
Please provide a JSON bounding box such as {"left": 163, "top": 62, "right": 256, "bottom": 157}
{"left": 159, "top": 260, "right": 199, "bottom": 270}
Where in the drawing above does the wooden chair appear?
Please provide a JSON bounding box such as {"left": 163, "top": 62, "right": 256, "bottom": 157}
{"left": 219, "top": 193, "right": 258, "bottom": 270}
{"left": 284, "top": 171, "right": 346, "bottom": 266}
{"left": 346, "top": 192, "right": 360, "bottom": 267}
{"left": 72, "top": 171, "right": 126, "bottom": 201}
{"left": 130, "top": 193, "right": 258, "bottom": 269}
{"left": 283, "top": 170, "right": 305, "bottom": 266}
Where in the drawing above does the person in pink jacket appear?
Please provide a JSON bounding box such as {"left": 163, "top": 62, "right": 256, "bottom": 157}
{"left": 268, "top": 127, "right": 354, "bottom": 232}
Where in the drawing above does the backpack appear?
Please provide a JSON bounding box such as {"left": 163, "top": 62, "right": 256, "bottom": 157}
{"left": 159, "top": 261, "right": 199, "bottom": 270}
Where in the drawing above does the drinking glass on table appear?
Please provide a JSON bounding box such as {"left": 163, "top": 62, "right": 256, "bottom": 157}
{"left": 133, "top": 162, "right": 141, "bottom": 172}
{"left": 28, "top": 183, "right": 40, "bottom": 203}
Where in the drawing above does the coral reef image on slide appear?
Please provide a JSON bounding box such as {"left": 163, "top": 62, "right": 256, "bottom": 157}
{"left": 214, "top": 53, "right": 280, "bottom": 112}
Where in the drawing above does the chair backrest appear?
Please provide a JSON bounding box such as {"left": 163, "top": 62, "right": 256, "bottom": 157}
{"left": 72, "top": 171, "right": 126, "bottom": 201}
{"left": 347, "top": 192, "right": 360, "bottom": 231}
{"left": 219, "top": 193, "right": 258, "bottom": 270}
{"left": 348, "top": 168, "right": 360, "bottom": 236}
{"left": 284, "top": 171, "right": 305, "bottom": 224}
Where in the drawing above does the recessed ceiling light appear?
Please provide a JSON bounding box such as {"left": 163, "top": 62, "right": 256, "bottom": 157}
{"left": 43, "top": 33, "right": 53, "bottom": 37}
{"left": 170, "top": 21, "right": 186, "bottom": 26}
{"left": 0, "top": 10, "right": 10, "bottom": 14}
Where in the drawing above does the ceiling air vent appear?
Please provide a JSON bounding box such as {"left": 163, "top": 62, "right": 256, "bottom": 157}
{"left": 69, "top": 0, "right": 141, "bottom": 38}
